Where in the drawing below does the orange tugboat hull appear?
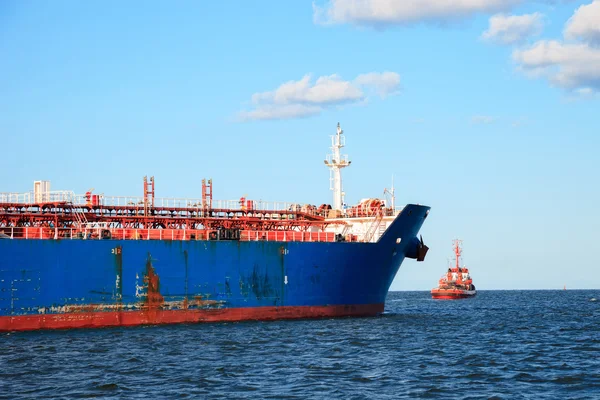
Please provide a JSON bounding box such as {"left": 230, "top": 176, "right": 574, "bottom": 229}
{"left": 431, "top": 288, "right": 477, "bottom": 300}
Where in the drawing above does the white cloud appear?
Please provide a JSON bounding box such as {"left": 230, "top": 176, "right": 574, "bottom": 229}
{"left": 238, "top": 104, "right": 322, "bottom": 121}
{"left": 354, "top": 71, "right": 401, "bottom": 97}
{"left": 482, "top": 13, "right": 544, "bottom": 44}
{"left": 564, "top": 0, "right": 600, "bottom": 45}
{"left": 471, "top": 115, "right": 497, "bottom": 124}
{"left": 239, "top": 72, "right": 400, "bottom": 121}
{"left": 511, "top": 1, "right": 600, "bottom": 95}
{"left": 313, "top": 0, "right": 522, "bottom": 27}
{"left": 576, "top": 87, "right": 595, "bottom": 96}
{"left": 513, "top": 40, "right": 600, "bottom": 91}
{"left": 252, "top": 74, "right": 363, "bottom": 105}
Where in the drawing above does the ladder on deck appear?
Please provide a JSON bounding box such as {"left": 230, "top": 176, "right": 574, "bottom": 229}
{"left": 363, "top": 209, "right": 384, "bottom": 243}
{"left": 340, "top": 224, "right": 351, "bottom": 238}
{"left": 378, "top": 222, "right": 387, "bottom": 237}
{"left": 69, "top": 204, "right": 88, "bottom": 229}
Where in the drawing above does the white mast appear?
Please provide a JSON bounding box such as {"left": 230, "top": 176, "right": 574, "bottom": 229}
{"left": 384, "top": 175, "right": 396, "bottom": 212}
{"left": 324, "top": 123, "right": 351, "bottom": 211}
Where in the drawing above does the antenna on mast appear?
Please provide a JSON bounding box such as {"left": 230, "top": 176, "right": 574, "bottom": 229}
{"left": 383, "top": 175, "right": 396, "bottom": 212}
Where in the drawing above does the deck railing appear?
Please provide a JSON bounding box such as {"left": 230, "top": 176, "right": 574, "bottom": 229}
{"left": 0, "top": 192, "right": 403, "bottom": 219}
{"left": 0, "top": 191, "right": 76, "bottom": 204}
{"left": 0, "top": 227, "right": 356, "bottom": 243}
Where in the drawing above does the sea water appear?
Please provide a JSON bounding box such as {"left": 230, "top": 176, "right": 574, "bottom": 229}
{"left": 1, "top": 290, "right": 598, "bottom": 399}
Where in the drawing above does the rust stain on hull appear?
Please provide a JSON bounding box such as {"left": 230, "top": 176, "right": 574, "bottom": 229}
{"left": 143, "top": 254, "right": 164, "bottom": 308}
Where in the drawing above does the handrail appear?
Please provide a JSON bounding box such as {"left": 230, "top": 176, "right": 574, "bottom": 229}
{"left": 0, "top": 192, "right": 403, "bottom": 222}
{"left": 363, "top": 209, "right": 385, "bottom": 243}
{"left": 0, "top": 227, "right": 350, "bottom": 243}
{"left": 0, "top": 193, "right": 327, "bottom": 216}
{"left": 0, "top": 192, "right": 402, "bottom": 212}
{"left": 0, "top": 191, "right": 76, "bottom": 204}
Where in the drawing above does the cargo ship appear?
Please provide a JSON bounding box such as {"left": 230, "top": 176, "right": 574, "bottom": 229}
{"left": 0, "top": 124, "right": 430, "bottom": 332}
{"left": 431, "top": 240, "right": 476, "bottom": 299}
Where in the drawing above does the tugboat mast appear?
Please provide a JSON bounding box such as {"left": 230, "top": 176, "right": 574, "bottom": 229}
{"left": 324, "top": 123, "right": 351, "bottom": 211}
{"left": 453, "top": 239, "right": 463, "bottom": 270}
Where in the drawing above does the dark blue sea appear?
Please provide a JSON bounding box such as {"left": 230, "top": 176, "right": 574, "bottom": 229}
{"left": 1, "top": 290, "right": 599, "bottom": 399}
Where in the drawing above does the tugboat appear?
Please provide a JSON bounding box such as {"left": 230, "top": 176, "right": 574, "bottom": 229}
{"left": 431, "top": 240, "right": 476, "bottom": 299}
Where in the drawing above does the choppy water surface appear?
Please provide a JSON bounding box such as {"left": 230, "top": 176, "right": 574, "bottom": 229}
{"left": 1, "top": 290, "right": 599, "bottom": 399}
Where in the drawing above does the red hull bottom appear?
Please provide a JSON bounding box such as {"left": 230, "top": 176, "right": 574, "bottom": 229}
{"left": 0, "top": 303, "right": 384, "bottom": 332}
{"left": 431, "top": 291, "right": 476, "bottom": 300}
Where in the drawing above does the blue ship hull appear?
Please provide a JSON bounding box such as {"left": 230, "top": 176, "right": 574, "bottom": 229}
{"left": 0, "top": 205, "right": 429, "bottom": 331}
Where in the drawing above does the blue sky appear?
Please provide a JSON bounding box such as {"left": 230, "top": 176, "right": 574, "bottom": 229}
{"left": 1, "top": 1, "right": 599, "bottom": 290}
